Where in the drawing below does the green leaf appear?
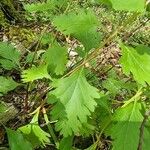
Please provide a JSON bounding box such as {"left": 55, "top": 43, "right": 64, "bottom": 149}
{"left": 102, "top": 78, "right": 124, "bottom": 94}
{"left": 24, "top": 0, "right": 67, "bottom": 13}
{"left": 22, "top": 64, "right": 51, "bottom": 82}
{"left": 0, "top": 76, "right": 19, "bottom": 95}
{"left": 44, "top": 43, "right": 67, "bottom": 75}
{"left": 110, "top": 0, "right": 146, "bottom": 12}
{"left": 41, "top": 33, "right": 53, "bottom": 45}
{"left": 0, "top": 42, "right": 20, "bottom": 70}
{"left": 59, "top": 136, "right": 73, "bottom": 150}
{"left": 24, "top": 0, "right": 54, "bottom": 12}
{"left": 6, "top": 128, "right": 33, "bottom": 150}
{"left": 51, "top": 69, "right": 100, "bottom": 136}
{"left": 143, "top": 120, "right": 150, "bottom": 150}
{"left": 0, "top": 102, "right": 8, "bottom": 113}
{"left": 120, "top": 44, "right": 150, "bottom": 85}
{"left": 108, "top": 102, "right": 143, "bottom": 150}
{"left": 19, "top": 108, "right": 50, "bottom": 147}
{"left": 93, "top": 93, "right": 112, "bottom": 132}
{"left": 53, "top": 9, "right": 101, "bottom": 52}
{"left": 92, "top": 0, "right": 112, "bottom": 6}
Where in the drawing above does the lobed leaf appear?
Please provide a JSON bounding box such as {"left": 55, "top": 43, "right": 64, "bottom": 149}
{"left": 44, "top": 43, "right": 68, "bottom": 75}
{"left": 120, "top": 44, "right": 150, "bottom": 85}
{"left": 50, "top": 69, "right": 100, "bottom": 136}
{"left": 53, "top": 9, "right": 101, "bottom": 52}
{"left": 22, "top": 64, "right": 51, "bottom": 82}
{"left": 24, "top": 0, "right": 68, "bottom": 13}
{"left": 108, "top": 102, "right": 143, "bottom": 150}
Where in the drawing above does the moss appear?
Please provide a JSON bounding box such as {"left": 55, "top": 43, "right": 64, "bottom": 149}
{"left": 0, "top": 10, "right": 6, "bottom": 26}
{"left": 0, "top": 0, "right": 23, "bottom": 23}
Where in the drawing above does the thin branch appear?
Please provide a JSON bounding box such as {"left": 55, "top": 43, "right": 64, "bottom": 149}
{"left": 138, "top": 110, "right": 150, "bottom": 150}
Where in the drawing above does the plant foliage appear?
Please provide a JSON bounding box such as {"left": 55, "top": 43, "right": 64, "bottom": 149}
{"left": 1, "top": 0, "right": 150, "bottom": 149}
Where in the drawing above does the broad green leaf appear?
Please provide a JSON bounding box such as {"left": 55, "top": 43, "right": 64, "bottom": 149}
{"left": 6, "top": 128, "right": 33, "bottom": 150}
{"left": 51, "top": 69, "right": 100, "bottom": 136}
{"left": 45, "top": 43, "right": 67, "bottom": 75}
{"left": 19, "top": 108, "right": 50, "bottom": 147}
{"left": 110, "top": 0, "right": 146, "bottom": 12}
{"left": 143, "top": 120, "right": 150, "bottom": 150}
{"left": 59, "top": 136, "right": 73, "bottom": 150}
{"left": 0, "top": 76, "right": 19, "bottom": 95}
{"left": 0, "top": 42, "right": 20, "bottom": 70}
{"left": 22, "top": 64, "right": 51, "bottom": 82}
{"left": 53, "top": 9, "right": 101, "bottom": 52}
{"left": 120, "top": 44, "right": 150, "bottom": 85}
{"left": 108, "top": 102, "right": 143, "bottom": 150}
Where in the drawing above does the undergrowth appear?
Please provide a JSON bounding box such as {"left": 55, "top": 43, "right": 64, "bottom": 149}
{"left": 0, "top": 0, "right": 150, "bottom": 150}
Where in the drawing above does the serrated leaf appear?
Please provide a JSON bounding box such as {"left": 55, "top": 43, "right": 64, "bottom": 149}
{"left": 0, "top": 42, "right": 20, "bottom": 70}
{"left": 45, "top": 43, "right": 67, "bottom": 75}
{"left": 22, "top": 64, "right": 51, "bottom": 82}
{"left": 53, "top": 9, "right": 101, "bottom": 52}
{"left": 24, "top": 0, "right": 54, "bottom": 12}
{"left": 108, "top": 102, "right": 143, "bottom": 150}
{"left": 110, "top": 0, "right": 146, "bottom": 12}
{"left": 0, "top": 76, "right": 19, "bottom": 95}
{"left": 24, "top": 0, "right": 67, "bottom": 13}
{"left": 6, "top": 128, "right": 33, "bottom": 150}
{"left": 120, "top": 44, "right": 150, "bottom": 85}
{"left": 19, "top": 108, "right": 50, "bottom": 147}
{"left": 51, "top": 69, "right": 100, "bottom": 136}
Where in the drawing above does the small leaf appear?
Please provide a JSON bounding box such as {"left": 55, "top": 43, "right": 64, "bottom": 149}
{"left": 0, "top": 42, "right": 20, "bottom": 70}
{"left": 110, "top": 0, "right": 146, "bottom": 12}
{"left": 44, "top": 43, "right": 67, "bottom": 75}
{"left": 6, "top": 128, "right": 33, "bottom": 150}
{"left": 24, "top": 0, "right": 67, "bottom": 13}
{"left": 0, "top": 76, "right": 19, "bottom": 95}
{"left": 51, "top": 69, "right": 100, "bottom": 136}
{"left": 102, "top": 78, "right": 124, "bottom": 94}
{"left": 22, "top": 64, "right": 51, "bottom": 82}
{"left": 120, "top": 44, "right": 150, "bottom": 85}
{"left": 19, "top": 108, "right": 50, "bottom": 147}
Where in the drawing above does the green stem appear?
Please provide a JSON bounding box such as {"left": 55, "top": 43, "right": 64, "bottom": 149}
{"left": 42, "top": 108, "right": 58, "bottom": 148}
{"left": 122, "top": 87, "right": 143, "bottom": 108}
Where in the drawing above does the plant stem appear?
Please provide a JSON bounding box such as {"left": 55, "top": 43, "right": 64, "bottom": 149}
{"left": 42, "top": 107, "right": 58, "bottom": 148}
{"left": 122, "top": 87, "right": 143, "bottom": 108}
